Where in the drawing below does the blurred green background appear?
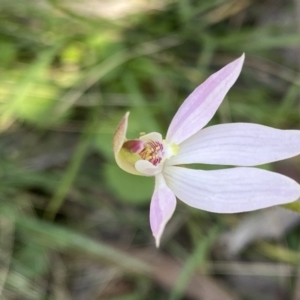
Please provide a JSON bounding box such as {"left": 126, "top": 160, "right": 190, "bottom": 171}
{"left": 1, "top": 0, "right": 300, "bottom": 299}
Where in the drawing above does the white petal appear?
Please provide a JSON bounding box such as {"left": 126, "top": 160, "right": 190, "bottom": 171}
{"left": 139, "top": 132, "right": 162, "bottom": 142}
{"left": 166, "top": 54, "right": 244, "bottom": 145}
{"left": 164, "top": 166, "right": 300, "bottom": 213}
{"left": 168, "top": 123, "right": 300, "bottom": 166}
{"left": 135, "top": 160, "right": 163, "bottom": 176}
{"left": 150, "top": 173, "right": 177, "bottom": 247}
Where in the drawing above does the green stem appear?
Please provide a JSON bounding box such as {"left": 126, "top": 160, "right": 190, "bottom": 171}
{"left": 169, "top": 227, "right": 218, "bottom": 300}
{"left": 44, "top": 111, "right": 97, "bottom": 220}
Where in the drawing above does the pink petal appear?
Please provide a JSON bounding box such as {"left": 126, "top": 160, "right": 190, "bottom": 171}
{"left": 150, "top": 173, "right": 177, "bottom": 247}
{"left": 113, "top": 112, "right": 143, "bottom": 175}
{"left": 135, "top": 160, "right": 163, "bottom": 176}
{"left": 168, "top": 123, "right": 300, "bottom": 166}
{"left": 139, "top": 132, "right": 163, "bottom": 143}
{"left": 113, "top": 112, "right": 129, "bottom": 155}
{"left": 164, "top": 166, "right": 300, "bottom": 213}
{"left": 166, "top": 54, "right": 245, "bottom": 145}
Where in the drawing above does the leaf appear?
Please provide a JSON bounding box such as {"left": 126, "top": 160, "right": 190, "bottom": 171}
{"left": 0, "top": 205, "right": 149, "bottom": 274}
{"left": 13, "top": 243, "right": 49, "bottom": 280}
{"left": 104, "top": 164, "right": 153, "bottom": 205}
{"left": 0, "top": 45, "right": 63, "bottom": 129}
{"left": 281, "top": 201, "right": 300, "bottom": 214}
{"left": 169, "top": 227, "right": 218, "bottom": 300}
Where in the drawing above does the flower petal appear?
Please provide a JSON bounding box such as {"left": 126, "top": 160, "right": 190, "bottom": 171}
{"left": 164, "top": 166, "right": 300, "bottom": 213}
{"left": 150, "top": 173, "right": 177, "bottom": 247}
{"left": 139, "top": 132, "right": 163, "bottom": 142}
{"left": 113, "top": 112, "right": 129, "bottom": 154}
{"left": 166, "top": 54, "right": 245, "bottom": 145}
{"left": 168, "top": 123, "right": 300, "bottom": 166}
{"left": 113, "top": 112, "right": 142, "bottom": 175}
{"left": 135, "top": 160, "right": 163, "bottom": 176}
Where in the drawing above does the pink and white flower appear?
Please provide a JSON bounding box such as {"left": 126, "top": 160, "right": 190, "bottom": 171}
{"left": 113, "top": 54, "right": 300, "bottom": 247}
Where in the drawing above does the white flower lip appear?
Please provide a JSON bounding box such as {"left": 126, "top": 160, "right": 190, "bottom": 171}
{"left": 113, "top": 53, "right": 300, "bottom": 247}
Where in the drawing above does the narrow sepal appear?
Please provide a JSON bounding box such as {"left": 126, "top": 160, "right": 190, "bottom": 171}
{"left": 166, "top": 54, "right": 245, "bottom": 145}
{"left": 168, "top": 123, "right": 300, "bottom": 166}
{"left": 164, "top": 166, "right": 300, "bottom": 213}
{"left": 150, "top": 173, "right": 177, "bottom": 247}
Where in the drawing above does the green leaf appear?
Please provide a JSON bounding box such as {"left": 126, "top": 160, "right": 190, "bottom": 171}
{"left": 0, "top": 40, "right": 16, "bottom": 67}
{"left": 1, "top": 46, "right": 64, "bottom": 128}
{"left": 281, "top": 201, "right": 300, "bottom": 214}
{"left": 13, "top": 244, "right": 49, "bottom": 280}
{"left": 169, "top": 227, "right": 219, "bottom": 300}
{"left": 104, "top": 164, "right": 153, "bottom": 205}
{"left": 11, "top": 208, "right": 150, "bottom": 274}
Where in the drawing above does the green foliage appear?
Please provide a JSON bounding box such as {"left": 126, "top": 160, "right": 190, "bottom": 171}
{"left": 104, "top": 164, "right": 153, "bottom": 204}
{"left": 169, "top": 227, "right": 218, "bottom": 300}
{"left": 282, "top": 201, "right": 300, "bottom": 214}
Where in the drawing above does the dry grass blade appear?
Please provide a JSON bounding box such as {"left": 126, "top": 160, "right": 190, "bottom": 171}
{"left": 207, "top": 261, "right": 294, "bottom": 277}
{"left": 50, "top": 254, "right": 72, "bottom": 300}
{"left": 219, "top": 208, "right": 300, "bottom": 257}
{"left": 293, "top": 267, "right": 300, "bottom": 300}
{"left": 64, "top": 0, "right": 173, "bottom": 19}
{"left": 294, "top": 0, "right": 300, "bottom": 70}
{"left": 205, "top": 0, "right": 251, "bottom": 24}
{"left": 0, "top": 217, "right": 14, "bottom": 298}
{"left": 133, "top": 249, "right": 239, "bottom": 300}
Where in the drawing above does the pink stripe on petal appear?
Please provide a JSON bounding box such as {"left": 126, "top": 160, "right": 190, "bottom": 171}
{"left": 168, "top": 123, "right": 300, "bottom": 166}
{"left": 150, "top": 174, "right": 176, "bottom": 247}
{"left": 164, "top": 166, "right": 300, "bottom": 213}
{"left": 166, "top": 54, "right": 245, "bottom": 145}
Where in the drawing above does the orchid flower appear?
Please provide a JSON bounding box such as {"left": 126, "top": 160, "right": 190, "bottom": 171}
{"left": 113, "top": 54, "right": 300, "bottom": 247}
